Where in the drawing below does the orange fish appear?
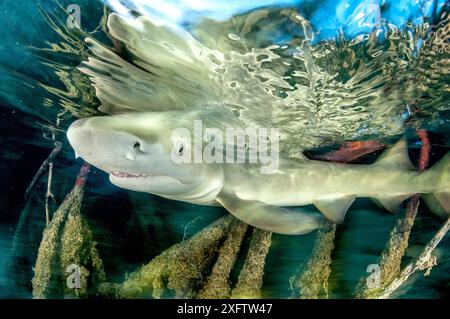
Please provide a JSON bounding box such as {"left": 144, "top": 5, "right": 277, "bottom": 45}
{"left": 310, "top": 141, "right": 385, "bottom": 163}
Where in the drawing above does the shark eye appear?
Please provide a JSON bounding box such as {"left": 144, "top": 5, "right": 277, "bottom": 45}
{"left": 134, "top": 141, "right": 141, "bottom": 150}
{"left": 178, "top": 143, "right": 184, "bottom": 156}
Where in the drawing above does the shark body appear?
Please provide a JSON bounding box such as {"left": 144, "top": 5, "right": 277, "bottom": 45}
{"left": 67, "top": 111, "right": 450, "bottom": 235}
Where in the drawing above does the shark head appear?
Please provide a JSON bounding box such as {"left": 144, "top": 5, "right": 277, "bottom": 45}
{"left": 67, "top": 111, "right": 224, "bottom": 203}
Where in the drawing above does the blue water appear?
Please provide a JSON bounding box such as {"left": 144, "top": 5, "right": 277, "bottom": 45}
{"left": 101, "top": 0, "right": 447, "bottom": 36}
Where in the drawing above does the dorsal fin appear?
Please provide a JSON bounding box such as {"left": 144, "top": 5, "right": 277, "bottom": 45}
{"left": 314, "top": 195, "right": 356, "bottom": 223}
{"left": 375, "top": 138, "right": 414, "bottom": 170}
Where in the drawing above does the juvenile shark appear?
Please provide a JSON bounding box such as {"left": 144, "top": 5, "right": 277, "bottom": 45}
{"left": 67, "top": 111, "right": 450, "bottom": 235}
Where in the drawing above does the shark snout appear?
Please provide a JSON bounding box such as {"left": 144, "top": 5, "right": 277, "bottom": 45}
{"left": 67, "top": 118, "right": 90, "bottom": 158}
{"left": 67, "top": 117, "right": 149, "bottom": 168}
{"left": 66, "top": 114, "right": 220, "bottom": 198}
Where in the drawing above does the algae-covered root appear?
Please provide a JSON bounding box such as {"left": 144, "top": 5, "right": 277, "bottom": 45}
{"left": 197, "top": 220, "right": 248, "bottom": 299}
{"left": 290, "top": 223, "right": 336, "bottom": 299}
{"left": 115, "top": 215, "right": 234, "bottom": 299}
{"left": 231, "top": 228, "right": 272, "bottom": 299}
{"left": 32, "top": 163, "right": 105, "bottom": 299}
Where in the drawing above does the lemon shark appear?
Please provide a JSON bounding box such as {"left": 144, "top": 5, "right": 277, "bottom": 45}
{"left": 65, "top": 12, "right": 450, "bottom": 235}
{"left": 67, "top": 111, "right": 450, "bottom": 235}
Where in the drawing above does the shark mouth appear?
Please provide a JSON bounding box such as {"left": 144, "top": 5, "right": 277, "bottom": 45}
{"left": 110, "top": 171, "right": 185, "bottom": 186}
{"left": 111, "top": 172, "right": 163, "bottom": 178}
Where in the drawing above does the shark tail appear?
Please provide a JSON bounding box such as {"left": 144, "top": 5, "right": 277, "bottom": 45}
{"left": 422, "top": 153, "right": 450, "bottom": 217}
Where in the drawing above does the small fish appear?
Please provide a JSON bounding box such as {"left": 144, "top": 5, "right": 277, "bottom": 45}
{"left": 309, "top": 141, "right": 386, "bottom": 163}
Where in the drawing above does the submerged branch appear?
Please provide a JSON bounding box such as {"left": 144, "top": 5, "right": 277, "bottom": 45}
{"left": 107, "top": 215, "right": 234, "bottom": 299}
{"left": 45, "top": 160, "right": 55, "bottom": 225}
{"left": 378, "top": 217, "right": 450, "bottom": 299}
{"left": 25, "top": 111, "right": 66, "bottom": 202}
{"left": 290, "top": 223, "right": 337, "bottom": 299}
{"left": 32, "top": 162, "right": 105, "bottom": 298}
{"left": 24, "top": 141, "right": 62, "bottom": 202}
{"left": 197, "top": 220, "right": 248, "bottom": 299}
{"left": 357, "top": 197, "right": 420, "bottom": 298}
{"left": 231, "top": 229, "right": 272, "bottom": 299}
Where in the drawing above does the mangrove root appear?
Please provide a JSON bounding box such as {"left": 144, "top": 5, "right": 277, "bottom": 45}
{"left": 108, "top": 215, "right": 234, "bottom": 299}
{"left": 231, "top": 229, "right": 272, "bottom": 299}
{"left": 24, "top": 141, "right": 62, "bottom": 202}
{"left": 290, "top": 223, "right": 337, "bottom": 299}
{"left": 377, "top": 217, "right": 450, "bottom": 299}
{"left": 32, "top": 163, "right": 106, "bottom": 298}
{"left": 197, "top": 220, "right": 248, "bottom": 299}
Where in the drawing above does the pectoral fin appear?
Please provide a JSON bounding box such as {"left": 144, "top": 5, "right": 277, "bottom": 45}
{"left": 216, "top": 192, "right": 325, "bottom": 235}
{"left": 313, "top": 195, "right": 355, "bottom": 223}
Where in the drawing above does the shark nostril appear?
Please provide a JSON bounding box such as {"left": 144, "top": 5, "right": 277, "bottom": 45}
{"left": 125, "top": 141, "right": 143, "bottom": 161}
{"left": 133, "top": 140, "right": 147, "bottom": 154}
